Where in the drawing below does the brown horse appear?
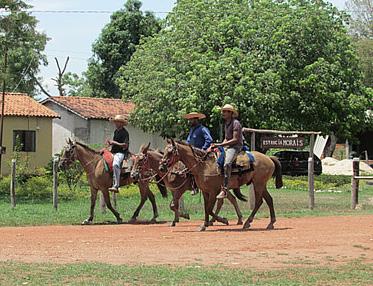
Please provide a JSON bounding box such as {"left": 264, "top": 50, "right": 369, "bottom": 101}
{"left": 59, "top": 139, "right": 167, "bottom": 224}
{"left": 130, "top": 143, "right": 246, "bottom": 226}
{"left": 160, "top": 139, "right": 283, "bottom": 231}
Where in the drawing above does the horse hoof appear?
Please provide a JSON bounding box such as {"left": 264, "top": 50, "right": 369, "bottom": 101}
{"left": 221, "top": 218, "right": 229, "bottom": 225}
{"left": 266, "top": 224, "right": 274, "bottom": 230}
{"left": 198, "top": 225, "right": 207, "bottom": 232}
{"left": 150, "top": 218, "right": 157, "bottom": 224}
{"left": 181, "top": 213, "right": 190, "bottom": 220}
{"left": 237, "top": 219, "right": 243, "bottom": 225}
{"left": 128, "top": 218, "right": 137, "bottom": 224}
{"left": 81, "top": 219, "right": 92, "bottom": 225}
{"left": 207, "top": 221, "right": 214, "bottom": 227}
{"left": 170, "top": 221, "right": 176, "bottom": 227}
{"left": 243, "top": 222, "right": 251, "bottom": 230}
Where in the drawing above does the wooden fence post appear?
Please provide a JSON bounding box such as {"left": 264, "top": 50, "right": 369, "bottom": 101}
{"left": 52, "top": 156, "right": 59, "bottom": 210}
{"left": 10, "top": 159, "right": 16, "bottom": 208}
{"left": 351, "top": 158, "right": 359, "bottom": 209}
{"left": 308, "top": 134, "right": 315, "bottom": 210}
{"left": 250, "top": 132, "right": 256, "bottom": 151}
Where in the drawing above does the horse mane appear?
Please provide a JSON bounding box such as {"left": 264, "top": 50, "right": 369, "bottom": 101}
{"left": 176, "top": 140, "right": 207, "bottom": 157}
{"left": 75, "top": 141, "right": 100, "bottom": 154}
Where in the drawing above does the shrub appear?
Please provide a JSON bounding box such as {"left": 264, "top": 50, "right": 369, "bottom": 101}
{"left": 0, "top": 176, "right": 11, "bottom": 197}
{"left": 19, "top": 176, "right": 52, "bottom": 200}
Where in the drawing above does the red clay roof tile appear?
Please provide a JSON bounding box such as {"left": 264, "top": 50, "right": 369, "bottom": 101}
{"left": 0, "top": 93, "right": 59, "bottom": 118}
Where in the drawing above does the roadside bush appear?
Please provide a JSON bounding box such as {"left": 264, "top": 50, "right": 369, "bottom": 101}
{"left": 0, "top": 176, "right": 11, "bottom": 197}
{"left": 18, "top": 176, "right": 52, "bottom": 200}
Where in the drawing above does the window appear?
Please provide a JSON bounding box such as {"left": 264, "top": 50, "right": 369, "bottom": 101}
{"left": 13, "top": 130, "right": 36, "bottom": 152}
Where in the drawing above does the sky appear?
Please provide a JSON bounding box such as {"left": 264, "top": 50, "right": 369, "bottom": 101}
{"left": 28, "top": 0, "right": 347, "bottom": 95}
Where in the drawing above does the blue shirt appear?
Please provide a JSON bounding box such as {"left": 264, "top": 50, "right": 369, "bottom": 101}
{"left": 186, "top": 124, "right": 213, "bottom": 150}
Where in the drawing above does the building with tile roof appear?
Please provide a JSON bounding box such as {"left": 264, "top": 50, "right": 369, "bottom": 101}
{"left": 41, "top": 96, "right": 164, "bottom": 155}
{"left": 0, "top": 93, "right": 59, "bottom": 175}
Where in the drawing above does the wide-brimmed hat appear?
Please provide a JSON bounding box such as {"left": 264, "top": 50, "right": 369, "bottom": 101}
{"left": 110, "top": 114, "right": 128, "bottom": 125}
{"left": 183, "top": 112, "right": 206, "bottom": 120}
{"left": 221, "top": 104, "right": 238, "bottom": 117}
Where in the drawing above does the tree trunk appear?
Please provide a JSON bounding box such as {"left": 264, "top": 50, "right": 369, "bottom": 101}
{"left": 323, "top": 134, "right": 337, "bottom": 157}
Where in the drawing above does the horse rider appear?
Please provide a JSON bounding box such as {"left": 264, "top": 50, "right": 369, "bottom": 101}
{"left": 107, "top": 115, "right": 129, "bottom": 193}
{"left": 184, "top": 112, "right": 213, "bottom": 195}
{"left": 210, "top": 104, "right": 243, "bottom": 199}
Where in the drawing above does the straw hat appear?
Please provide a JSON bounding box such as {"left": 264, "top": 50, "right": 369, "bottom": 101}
{"left": 183, "top": 112, "right": 206, "bottom": 120}
{"left": 110, "top": 114, "right": 128, "bottom": 125}
{"left": 221, "top": 104, "right": 238, "bottom": 117}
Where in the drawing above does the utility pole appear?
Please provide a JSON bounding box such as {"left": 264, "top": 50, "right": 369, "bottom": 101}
{"left": 0, "top": 47, "right": 8, "bottom": 177}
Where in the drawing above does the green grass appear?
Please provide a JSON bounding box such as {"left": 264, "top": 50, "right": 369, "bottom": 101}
{"left": 0, "top": 260, "right": 372, "bottom": 285}
{"left": 0, "top": 180, "right": 372, "bottom": 227}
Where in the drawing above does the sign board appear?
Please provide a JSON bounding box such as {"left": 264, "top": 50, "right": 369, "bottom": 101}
{"left": 261, "top": 136, "right": 305, "bottom": 149}
{"left": 0, "top": 146, "right": 5, "bottom": 155}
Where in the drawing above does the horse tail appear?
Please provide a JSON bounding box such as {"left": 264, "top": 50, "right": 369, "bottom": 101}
{"left": 232, "top": 188, "right": 248, "bottom": 202}
{"left": 270, "top": 156, "right": 283, "bottom": 189}
{"left": 155, "top": 175, "right": 168, "bottom": 198}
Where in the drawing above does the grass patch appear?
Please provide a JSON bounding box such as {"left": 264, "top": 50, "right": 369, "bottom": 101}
{"left": 0, "top": 260, "right": 372, "bottom": 285}
{"left": 0, "top": 180, "right": 372, "bottom": 227}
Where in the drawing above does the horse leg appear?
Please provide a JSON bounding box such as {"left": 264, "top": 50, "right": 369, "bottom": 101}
{"left": 243, "top": 186, "right": 264, "bottom": 230}
{"left": 82, "top": 187, "right": 98, "bottom": 225}
{"left": 227, "top": 190, "right": 243, "bottom": 225}
{"left": 102, "top": 189, "right": 123, "bottom": 223}
{"left": 263, "top": 188, "right": 276, "bottom": 230}
{"left": 207, "top": 195, "right": 229, "bottom": 226}
{"left": 210, "top": 198, "right": 223, "bottom": 224}
{"left": 178, "top": 196, "right": 190, "bottom": 220}
{"left": 170, "top": 191, "right": 180, "bottom": 227}
{"left": 129, "top": 190, "right": 147, "bottom": 223}
{"left": 147, "top": 188, "right": 159, "bottom": 222}
{"left": 199, "top": 191, "right": 210, "bottom": 231}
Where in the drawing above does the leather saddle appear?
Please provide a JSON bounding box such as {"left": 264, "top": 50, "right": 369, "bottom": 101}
{"left": 100, "top": 149, "right": 134, "bottom": 174}
{"left": 214, "top": 147, "right": 255, "bottom": 174}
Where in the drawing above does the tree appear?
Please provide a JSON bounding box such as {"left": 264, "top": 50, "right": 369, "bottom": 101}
{"left": 85, "top": 0, "right": 161, "bottom": 98}
{"left": 346, "top": 0, "right": 373, "bottom": 38}
{"left": 118, "top": 0, "right": 368, "bottom": 140}
{"left": 62, "top": 72, "right": 92, "bottom": 97}
{"left": 355, "top": 39, "right": 373, "bottom": 87}
{"left": 0, "top": 0, "right": 48, "bottom": 96}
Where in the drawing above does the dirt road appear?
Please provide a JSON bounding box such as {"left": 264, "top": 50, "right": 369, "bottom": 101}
{"left": 0, "top": 215, "right": 372, "bottom": 269}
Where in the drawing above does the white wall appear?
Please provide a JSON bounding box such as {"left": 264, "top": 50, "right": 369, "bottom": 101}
{"left": 90, "top": 119, "right": 164, "bottom": 153}
{"left": 43, "top": 101, "right": 165, "bottom": 154}
{"left": 44, "top": 102, "right": 88, "bottom": 154}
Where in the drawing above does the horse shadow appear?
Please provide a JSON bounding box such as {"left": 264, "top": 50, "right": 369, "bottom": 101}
{"left": 74, "top": 220, "right": 168, "bottom": 226}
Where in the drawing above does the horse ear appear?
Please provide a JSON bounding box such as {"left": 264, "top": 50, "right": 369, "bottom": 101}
{"left": 171, "top": 138, "right": 176, "bottom": 147}
{"left": 143, "top": 142, "right": 151, "bottom": 154}
{"left": 166, "top": 138, "right": 171, "bottom": 144}
{"left": 68, "top": 138, "right": 72, "bottom": 145}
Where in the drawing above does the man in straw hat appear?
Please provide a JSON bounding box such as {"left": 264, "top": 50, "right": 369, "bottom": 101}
{"left": 184, "top": 112, "right": 213, "bottom": 195}
{"left": 107, "top": 115, "right": 130, "bottom": 193}
{"left": 209, "top": 104, "right": 243, "bottom": 199}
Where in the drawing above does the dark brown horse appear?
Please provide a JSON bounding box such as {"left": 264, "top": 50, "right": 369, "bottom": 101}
{"left": 130, "top": 143, "right": 246, "bottom": 226}
{"left": 59, "top": 139, "right": 167, "bottom": 224}
{"left": 160, "top": 139, "right": 283, "bottom": 231}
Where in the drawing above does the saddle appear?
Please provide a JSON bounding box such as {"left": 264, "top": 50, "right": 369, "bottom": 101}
{"left": 100, "top": 149, "right": 134, "bottom": 174}
{"left": 214, "top": 146, "right": 255, "bottom": 174}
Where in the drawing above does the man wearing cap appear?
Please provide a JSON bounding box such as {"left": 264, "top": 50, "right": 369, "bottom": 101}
{"left": 107, "top": 115, "right": 129, "bottom": 193}
{"left": 184, "top": 112, "right": 213, "bottom": 195}
{"left": 210, "top": 104, "right": 243, "bottom": 199}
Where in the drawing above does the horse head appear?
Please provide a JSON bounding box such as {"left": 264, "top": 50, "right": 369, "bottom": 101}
{"left": 130, "top": 142, "right": 151, "bottom": 181}
{"left": 59, "top": 138, "right": 77, "bottom": 170}
{"left": 159, "top": 138, "right": 180, "bottom": 172}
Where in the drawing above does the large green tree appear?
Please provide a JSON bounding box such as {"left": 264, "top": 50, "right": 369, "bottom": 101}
{"left": 118, "top": 0, "right": 368, "bottom": 139}
{"left": 0, "top": 0, "right": 47, "bottom": 96}
{"left": 86, "top": 0, "right": 161, "bottom": 98}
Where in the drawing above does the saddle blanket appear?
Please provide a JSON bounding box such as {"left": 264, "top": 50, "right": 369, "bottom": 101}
{"left": 216, "top": 146, "right": 255, "bottom": 170}
{"left": 100, "top": 149, "right": 133, "bottom": 173}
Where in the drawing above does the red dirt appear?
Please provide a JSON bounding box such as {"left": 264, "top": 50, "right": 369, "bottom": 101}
{"left": 0, "top": 215, "right": 372, "bottom": 269}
